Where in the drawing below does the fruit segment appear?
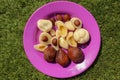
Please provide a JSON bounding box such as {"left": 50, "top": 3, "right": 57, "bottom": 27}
{"left": 37, "top": 19, "right": 52, "bottom": 32}
{"left": 71, "top": 17, "right": 82, "bottom": 28}
{"left": 59, "top": 37, "right": 69, "bottom": 49}
{"left": 74, "top": 28, "right": 90, "bottom": 44}
{"left": 50, "top": 29, "right": 56, "bottom": 37}
{"left": 51, "top": 37, "right": 59, "bottom": 51}
{"left": 66, "top": 32, "right": 77, "bottom": 47}
{"left": 39, "top": 32, "right": 52, "bottom": 45}
{"left": 34, "top": 44, "right": 48, "bottom": 52}
{"left": 55, "top": 21, "right": 68, "bottom": 38}
{"left": 65, "top": 21, "right": 75, "bottom": 31}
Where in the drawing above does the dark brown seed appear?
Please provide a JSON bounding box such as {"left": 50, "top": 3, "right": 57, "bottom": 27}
{"left": 50, "top": 17, "right": 55, "bottom": 25}
{"left": 42, "top": 36, "right": 48, "bottom": 42}
{"left": 74, "top": 20, "right": 80, "bottom": 26}
{"left": 52, "top": 38, "right": 57, "bottom": 46}
{"left": 56, "top": 49, "right": 70, "bottom": 67}
{"left": 63, "top": 14, "right": 71, "bottom": 22}
{"left": 56, "top": 14, "right": 62, "bottom": 21}
{"left": 68, "top": 47, "right": 84, "bottom": 63}
{"left": 44, "top": 47, "right": 57, "bottom": 63}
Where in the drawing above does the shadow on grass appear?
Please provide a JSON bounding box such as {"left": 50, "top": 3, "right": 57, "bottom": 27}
{"left": 59, "top": 38, "right": 103, "bottom": 80}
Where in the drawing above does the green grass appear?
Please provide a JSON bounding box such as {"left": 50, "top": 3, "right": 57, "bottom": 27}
{"left": 0, "top": 0, "right": 120, "bottom": 80}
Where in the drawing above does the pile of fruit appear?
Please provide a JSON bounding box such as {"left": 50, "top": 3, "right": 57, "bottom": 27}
{"left": 34, "top": 14, "right": 90, "bottom": 67}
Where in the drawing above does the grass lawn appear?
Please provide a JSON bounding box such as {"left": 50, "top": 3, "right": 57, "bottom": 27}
{"left": 0, "top": 0, "right": 120, "bottom": 80}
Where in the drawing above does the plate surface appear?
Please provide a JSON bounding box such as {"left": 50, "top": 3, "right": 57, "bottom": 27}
{"left": 23, "top": 1, "right": 101, "bottom": 78}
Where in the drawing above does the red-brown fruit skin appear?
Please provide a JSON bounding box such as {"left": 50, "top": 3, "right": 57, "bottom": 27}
{"left": 56, "top": 49, "right": 70, "bottom": 67}
{"left": 68, "top": 47, "right": 84, "bottom": 63}
{"left": 63, "top": 14, "right": 71, "bottom": 22}
{"left": 56, "top": 14, "right": 63, "bottom": 21}
{"left": 44, "top": 47, "right": 57, "bottom": 63}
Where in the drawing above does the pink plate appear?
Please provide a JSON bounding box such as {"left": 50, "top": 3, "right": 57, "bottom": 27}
{"left": 23, "top": 1, "right": 101, "bottom": 78}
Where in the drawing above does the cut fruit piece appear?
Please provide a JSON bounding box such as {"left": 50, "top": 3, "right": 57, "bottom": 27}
{"left": 74, "top": 28, "right": 90, "bottom": 44}
{"left": 55, "top": 21, "right": 68, "bottom": 37}
{"left": 51, "top": 36, "right": 59, "bottom": 51}
{"left": 65, "top": 21, "right": 75, "bottom": 31}
{"left": 59, "top": 37, "right": 69, "bottom": 49}
{"left": 34, "top": 44, "right": 48, "bottom": 52}
{"left": 39, "top": 32, "right": 52, "bottom": 45}
{"left": 55, "top": 21, "right": 64, "bottom": 27}
{"left": 50, "top": 29, "right": 56, "bottom": 37}
{"left": 37, "top": 19, "right": 52, "bottom": 32}
{"left": 66, "top": 32, "right": 77, "bottom": 47}
{"left": 71, "top": 17, "right": 82, "bottom": 28}
{"left": 56, "top": 30, "right": 61, "bottom": 38}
